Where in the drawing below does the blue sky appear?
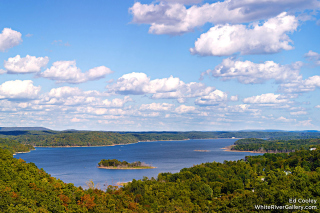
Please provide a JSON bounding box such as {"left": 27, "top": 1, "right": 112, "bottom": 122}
{"left": 0, "top": 0, "right": 320, "bottom": 131}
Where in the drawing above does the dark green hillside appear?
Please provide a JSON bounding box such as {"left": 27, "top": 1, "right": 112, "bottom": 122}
{"left": 0, "top": 138, "right": 34, "bottom": 154}
{"left": 232, "top": 138, "right": 320, "bottom": 152}
{"left": 0, "top": 130, "right": 319, "bottom": 148}
{"left": 2, "top": 142, "right": 320, "bottom": 212}
{"left": 0, "top": 148, "right": 145, "bottom": 212}
{"left": 122, "top": 148, "right": 320, "bottom": 212}
{"left": 14, "top": 131, "right": 138, "bottom": 147}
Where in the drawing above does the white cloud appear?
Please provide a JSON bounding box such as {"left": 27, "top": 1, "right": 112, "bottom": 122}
{"left": 39, "top": 61, "right": 113, "bottom": 84}
{"left": 0, "top": 80, "right": 41, "bottom": 100}
{"left": 175, "top": 105, "right": 196, "bottom": 114}
{"left": 0, "top": 28, "right": 22, "bottom": 51}
{"left": 42, "top": 86, "right": 108, "bottom": 106}
{"left": 0, "top": 69, "right": 6, "bottom": 74}
{"left": 230, "top": 95, "right": 238, "bottom": 101}
{"left": 71, "top": 117, "right": 82, "bottom": 122}
{"left": 195, "top": 89, "right": 228, "bottom": 105}
{"left": 276, "top": 116, "right": 296, "bottom": 122}
{"left": 107, "top": 72, "right": 215, "bottom": 102}
{"left": 279, "top": 75, "right": 320, "bottom": 93}
{"left": 315, "top": 105, "right": 320, "bottom": 108}
{"left": 130, "top": 0, "right": 318, "bottom": 35}
{"left": 190, "top": 12, "right": 298, "bottom": 56}
{"left": 243, "top": 93, "right": 290, "bottom": 106}
{"left": 4, "top": 55, "right": 49, "bottom": 74}
{"left": 107, "top": 72, "right": 183, "bottom": 95}
{"left": 48, "top": 86, "right": 82, "bottom": 98}
{"left": 162, "top": 0, "right": 202, "bottom": 4}
{"left": 305, "top": 50, "right": 320, "bottom": 65}
{"left": 138, "top": 112, "right": 160, "bottom": 117}
{"left": 103, "top": 96, "right": 132, "bottom": 108}
{"left": 140, "top": 103, "right": 174, "bottom": 111}
{"left": 290, "top": 111, "right": 307, "bottom": 115}
{"left": 297, "top": 119, "right": 313, "bottom": 126}
{"left": 203, "top": 58, "right": 302, "bottom": 84}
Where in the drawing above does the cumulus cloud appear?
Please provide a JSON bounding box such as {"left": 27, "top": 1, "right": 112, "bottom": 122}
{"left": 162, "top": 0, "right": 202, "bottom": 4}
{"left": 305, "top": 50, "right": 320, "bottom": 65}
{"left": 130, "top": 0, "right": 318, "bottom": 35}
{"left": 39, "top": 61, "right": 113, "bottom": 84}
{"left": 315, "top": 105, "right": 320, "bottom": 108}
{"left": 140, "top": 103, "right": 174, "bottom": 111}
{"left": 103, "top": 96, "right": 132, "bottom": 108}
{"left": 0, "top": 28, "right": 22, "bottom": 51}
{"left": 175, "top": 105, "right": 196, "bottom": 113}
{"left": 195, "top": 90, "right": 228, "bottom": 105}
{"left": 0, "top": 80, "right": 41, "bottom": 100}
{"left": 190, "top": 12, "right": 298, "bottom": 56}
{"left": 230, "top": 95, "right": 238, "bottom": 101}
{"left": 279, "top": 75, "right": 320, "bottom": 93}
{"left": 42, "top": 86, "right": 110, "bottom": 106}
{"left": 4, "top": 55, "right": 49, "bottom": 74}
{"left": 276, "top": 116, "right": 296, "bottom": 122}
{"left": 243, "top": 93, "right": 289, "bottom": 104}
{"left": 47, "top": 86, "right": 82, "bottom": 98}
{"left": 107, "top": 72, "right": 184, "bottom": 95}
{"left": 107, "top": 72, "right": 215, "bottom": 102}
{"left": 202, "top": 58, "right": 302, "bottom": 84}
{"left": 290, "top": 111, "right": 307, "bottom": 115}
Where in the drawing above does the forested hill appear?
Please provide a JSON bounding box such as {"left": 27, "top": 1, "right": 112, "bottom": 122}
{"left": 13, "top": 132, "right": 138, "bottom": 147}
{"left": 0, "top": 138, "right": 34, "bottom": 154}
{"left": 0, "top": 130, "right": 320, "bottom": 147}
{"left": 232, "top": 138, "right": 320, "bottom": 153}
{"left": 2, "top": 144, "right": 320, "bottom": 211}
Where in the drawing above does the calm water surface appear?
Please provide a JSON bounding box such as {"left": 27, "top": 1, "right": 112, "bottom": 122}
{"left": 14, "top": 139, "right": 262, "bottom": 187}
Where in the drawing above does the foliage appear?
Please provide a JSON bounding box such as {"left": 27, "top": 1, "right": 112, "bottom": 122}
{"left": 2, "top": 142, "right": 320, "bottom": 212}
{"left": 233, "top": 138, "right": 320, "bottom": 152}
{"left": 0, "top": 130, "right": 319, "bottom": 148}
{"left": 13, "top": 131, "right": 139, "bottom": 147}
{"left": 0, "top": 138, "right": 34, "bottom": 154}
{"left": 121, "top": 147, "right": 320, "bottom": 212}
{"left": 0, "top": 148, "right": 146, "bottom": 212}
{"left": 98, "top": 159, "right": 143, "bottom": 168}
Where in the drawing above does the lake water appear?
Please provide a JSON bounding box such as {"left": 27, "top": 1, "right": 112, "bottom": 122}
{"left": 14, "top": 139, "right": 262, "bottom": 188}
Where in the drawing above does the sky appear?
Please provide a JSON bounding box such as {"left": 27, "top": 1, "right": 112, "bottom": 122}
{"left": 0, "top": 0, "right": 320, "bottom": 131}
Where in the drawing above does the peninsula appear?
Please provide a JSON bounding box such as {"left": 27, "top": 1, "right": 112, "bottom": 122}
{"left": 98, "top": 159, "right": 156, "bottom": 169}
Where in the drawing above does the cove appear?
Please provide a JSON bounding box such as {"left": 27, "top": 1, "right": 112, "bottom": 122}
{"left": 14, "top": 139, "right": 262, "bottom": 188}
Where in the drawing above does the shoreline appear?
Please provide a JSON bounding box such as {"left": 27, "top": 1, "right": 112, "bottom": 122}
{"left": 221, "top": 145, "right": 267, "bottom": 153}
{"left": 221, "top": 145, "right": 291, "bottom": 154}
{"left": 98, "top": 166, "right": 156, "bottom": 170}
{"left": 31, "top": 138, "right": 241, "bottom": 148}
{"left": 13, "top": 150, "right": 31, "bottom": 155}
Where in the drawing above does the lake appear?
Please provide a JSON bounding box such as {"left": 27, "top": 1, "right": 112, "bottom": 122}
{"left": 14, "top": 139, "right": 262, "bottom": 188}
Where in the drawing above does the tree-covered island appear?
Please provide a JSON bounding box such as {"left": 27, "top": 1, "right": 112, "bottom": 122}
{"left": 98, "top": 159, "right": 156, "bottom": 169}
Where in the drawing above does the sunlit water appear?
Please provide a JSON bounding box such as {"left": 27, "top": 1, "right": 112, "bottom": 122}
{"left": 14, "top": 139, "right": 262, "bottom": 187}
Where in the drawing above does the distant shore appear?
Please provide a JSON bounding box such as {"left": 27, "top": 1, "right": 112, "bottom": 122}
{"left": 221, "top": 145, "right": 267, "bottom": 153}
{"left": 98, "top": 166, "right": 156, "bottom": 170}
{"left": 32, "top": 138, "right": 241, "bottom": 148}
{"left": 13, "top": 151, "right": 31, "bottom": 155}
{"left": 221, "top": 145, "right": 290, "bottom": 154}
{"left": 34, "top": 144, "right": 130, "bottom": 148}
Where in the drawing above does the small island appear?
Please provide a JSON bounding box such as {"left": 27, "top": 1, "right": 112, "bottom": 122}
{"left": 98, "top": 159, "right": 156, "bottom": 169}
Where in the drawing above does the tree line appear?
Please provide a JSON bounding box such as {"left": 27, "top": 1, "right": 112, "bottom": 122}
{"left": 232, "top": 138, "right": 320, "bottom": 153}
{"left": 2, "top": 139, "right": 320, "bottom": 212}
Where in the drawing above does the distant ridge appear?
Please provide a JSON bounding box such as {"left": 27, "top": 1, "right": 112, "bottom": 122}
{"left": 0, "top": 127, "right": 51, "bottom": 131}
